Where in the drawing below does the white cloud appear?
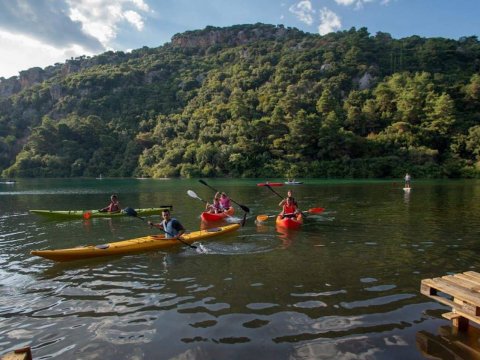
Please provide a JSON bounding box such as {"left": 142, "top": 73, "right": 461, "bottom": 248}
{"left": 0, "top": 0, "right": 151, "bottom": 78}
{"left": 66, "top": 0, "right": 150, "bottom": 47}
{"left": 318, "top": 7, "right": 342, "bottom": 35}
{"left": 289, "top": 0, "right": 315, "bottom": 26}
{"left": 335, "top": 0, "right": 375, "bottom": 9}
{"left": 0, "top": 30, "right": 93, "bottom": 78}
{"left": 335, "top": 0, "right": 357, "bottom": 5}
{"left": 124, "top": 10, "right": 144, "bottom": 31}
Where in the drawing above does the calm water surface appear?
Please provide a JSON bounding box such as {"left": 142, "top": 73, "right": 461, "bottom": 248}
{"left": 1, "top": 178, "right": 480, "bottom": 359}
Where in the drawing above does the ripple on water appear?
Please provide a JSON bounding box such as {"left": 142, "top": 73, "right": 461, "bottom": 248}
{"left": 292, "top": 300, "right": 328, "bottom": 309}
{"left": 340, "top": 293, "right": 416, "bottom": 309}
{"left": 246, "top": 303, "right": 279, "bottom": 310}
{"left": 365, "top": 284, "right": 397, "bottom": 292}
{"left": 242, "top": 319, "right": 270, "bottom": 328}
{"left": 291, "top": 290, "right": 347, "bottom": 297}
{"left": 195, "top": 234, "right": 280, "bottom": 255}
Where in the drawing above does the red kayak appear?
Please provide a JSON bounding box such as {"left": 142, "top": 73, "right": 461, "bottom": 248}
{"left": 201, "top": 207, "right": 235, "bottom": 222}
{"left": 276, "top": 213, "right": 303, "bottom": 230}
{"left": 257, "top": 182, "right": 283, "bottom": 187}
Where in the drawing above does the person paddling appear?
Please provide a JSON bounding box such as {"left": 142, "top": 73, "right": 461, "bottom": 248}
{"left": 148, "top": 209, "right": 185, "bottom": 239}
{"left": 279, "top": 190, "right": 298, "bottom": 207}
{"left": 206, "top": 196, "right": 223, "bottom": 214}
{"left": 216, "top": 191, "right": 231, "bottom": 210}
{"left": 99, "top": 194, "right": 121, "bottom": 213}
{"left": 280, "top": 196, "right": 300, "bottom": 219}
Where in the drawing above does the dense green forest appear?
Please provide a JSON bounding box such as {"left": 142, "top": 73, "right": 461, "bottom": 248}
{"left": 0, "top": 24, "right": 479, "bottom": 178}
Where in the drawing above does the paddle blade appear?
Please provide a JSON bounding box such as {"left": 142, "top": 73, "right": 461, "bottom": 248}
{"left": 308, "top": 207, "right": 325, "bottom": 214}
{"left": 83, "top": 211, "right": 92, "bottom": 220}
{"left": 123, "top": 207, "right": 146, "bottom": 221}
{"left": 187, "top": 190, "right": 198, "bottom": 198}
{"left": 256, "top": 214, "right": 269, "bottom": 222}
{"left": 187, "top": 190, "right": 204, "bottom": 202}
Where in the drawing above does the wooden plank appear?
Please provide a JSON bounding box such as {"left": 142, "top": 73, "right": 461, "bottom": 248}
{"left": 453, "top": 273, "right": 480, "bottom": 289}
{"left": 422, "top": 278, "right": 480, "bottom": 315}
{"left": 463, "top": 271, "right": 480, "bottom": 282}
{"left": 444, "top": 275, "right": 480, "bottom": 292}
{"left": 442, "top": 311, "right": 462, "bottom": 320}
{"left": 1, "top": 347, "right": 32, "bottom": 360}
{"left": 420, "top": 281, "right": 437, "bottom": 296}
{"left": 426, "top": 294, "right": 457, "bottom": 309}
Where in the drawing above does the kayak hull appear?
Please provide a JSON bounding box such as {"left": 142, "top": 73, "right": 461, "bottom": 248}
{"left": 257, "top": 182, "right": 283, "bottom": 187}
{"left": 201, "top": 207, "right": 235, "bottom": 222}
{"left": 276, "top": 213, "right": 303, "bottom": 230}
{"left": 30, "top": 207, "right": 171, "bottom": 219}
{"left": 31, "top": 223, "right": 240, "bottom": 262}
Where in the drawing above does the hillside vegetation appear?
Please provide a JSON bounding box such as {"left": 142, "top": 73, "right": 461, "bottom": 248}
{"left": 1, "top": 24, "right": 479, "bottom": 178}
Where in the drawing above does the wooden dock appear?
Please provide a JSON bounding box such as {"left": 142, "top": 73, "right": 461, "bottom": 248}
{"left": 421, "top": 271, "right": 480, "bottom": 332}
{"left": 0, "top": 347, "right": 32, "bottom": 360}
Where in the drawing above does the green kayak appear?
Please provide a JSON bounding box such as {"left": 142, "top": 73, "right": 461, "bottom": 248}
{"left": 30, "top": 207, "right": 172, "bottom": 219}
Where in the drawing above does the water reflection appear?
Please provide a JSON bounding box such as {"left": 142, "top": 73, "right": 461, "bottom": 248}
{"left": 416, "top": 325, "right": 480, "bottom": 359}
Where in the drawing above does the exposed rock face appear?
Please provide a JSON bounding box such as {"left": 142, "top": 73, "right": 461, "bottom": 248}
{"left": 19, "top": 67, "right": 45, "bottom": 88}
{"left": 171, "top": 24, "right": 294, "bottom": 49}
{"left": 0, "top": 54, "right": 118, "bottom": 98}
{"left": 0, "top": 77, "right": 21, "bottom": 97}
{"left": 358, "top": 72, "right": 375, "bottom": 90}
{"left": 0, "top": 66, "right": 57, "bottom": 98}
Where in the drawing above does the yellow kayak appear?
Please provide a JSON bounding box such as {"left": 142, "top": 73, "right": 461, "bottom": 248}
{"left": 31, "top": 223, "right": 240, "bottom": 262}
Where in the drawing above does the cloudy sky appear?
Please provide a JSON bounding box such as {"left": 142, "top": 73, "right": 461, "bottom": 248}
{"left": 0, "top": 0, "right": 478, "bottom": 79}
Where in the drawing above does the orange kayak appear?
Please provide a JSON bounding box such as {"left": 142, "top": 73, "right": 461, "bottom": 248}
{"left": 276, "top": 213, "right": 303, "bottom": 230}
{"left": 201, "top": 207, "right": 235, "bottom": 222}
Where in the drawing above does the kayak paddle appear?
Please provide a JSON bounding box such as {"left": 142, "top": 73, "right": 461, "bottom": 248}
{"left": 123, "top": 207, "right": 196, "bottom": 250}
{"left": 264, "top": 183, "right": 284, "bottom": 200}
{"left": 198, "top": 179, "right": 250, "bottom": 213}
{"left": 256, "top": 208, "right": 325, "bottom": 222}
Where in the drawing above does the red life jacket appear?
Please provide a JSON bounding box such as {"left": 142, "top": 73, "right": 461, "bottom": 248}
{"left": 283, "top": 204, "right": 297, "bottom": 215}
{"left": 108, "top": 202, "right": 120, "bottom": 212}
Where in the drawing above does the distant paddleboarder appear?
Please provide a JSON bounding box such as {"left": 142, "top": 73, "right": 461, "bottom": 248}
{"left": 404, "top": 173, "right": 411, "bottom": 191}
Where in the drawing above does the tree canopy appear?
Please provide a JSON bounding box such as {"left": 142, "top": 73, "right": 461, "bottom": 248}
{"left": 1, "top": 24, "right": 479, "bottom": 178}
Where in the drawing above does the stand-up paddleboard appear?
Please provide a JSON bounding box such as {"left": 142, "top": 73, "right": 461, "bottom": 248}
{"left": 403, "top": 187, "right": 411, "bottom": 192}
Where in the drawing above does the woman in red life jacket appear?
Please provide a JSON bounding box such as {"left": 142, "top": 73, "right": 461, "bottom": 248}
{"left": 280, "top": 196, "right": 299, "bottom": 219}
{"left": 278, "top": 190, "right": 298, "bottom": 207}
{"left": 99, "top": 194, "right": 121, "bottom": 213}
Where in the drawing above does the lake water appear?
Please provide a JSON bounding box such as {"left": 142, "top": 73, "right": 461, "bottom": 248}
{"left": 1, "top": 178, "right": 480, "bottom": 359}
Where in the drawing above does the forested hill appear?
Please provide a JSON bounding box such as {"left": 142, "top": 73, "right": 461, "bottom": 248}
{"left": 1, "top": 23, "right": 480, "bottom": 179}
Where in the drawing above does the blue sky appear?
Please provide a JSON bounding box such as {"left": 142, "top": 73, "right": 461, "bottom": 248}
{"left": 0, "top": 0, "right": 479, "bottom": 79}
